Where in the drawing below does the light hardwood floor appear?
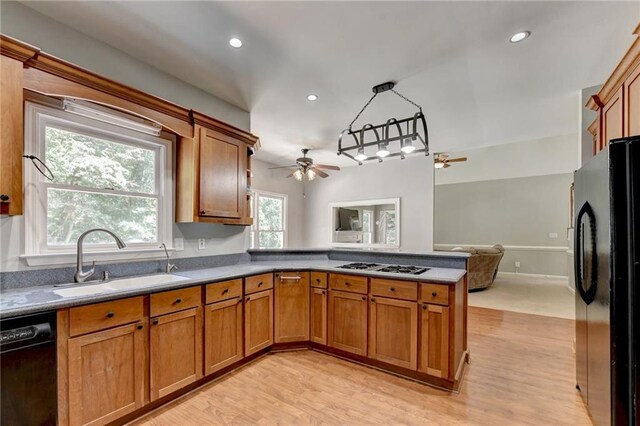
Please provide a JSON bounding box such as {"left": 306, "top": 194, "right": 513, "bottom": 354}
{"left": 130, "top": 307, "right": 591, "bottom": 426}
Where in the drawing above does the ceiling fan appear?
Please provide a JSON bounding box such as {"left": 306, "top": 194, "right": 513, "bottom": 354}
{"left": 434, "top": 153, "right": 467, "bottom": 169}
{"left": 269, "top": 149, "right": 341, "bottom": 181}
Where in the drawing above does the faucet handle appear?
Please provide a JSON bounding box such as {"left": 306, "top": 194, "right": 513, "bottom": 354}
{"left": 103, "top": 270, "right": 110, "bottom": 281}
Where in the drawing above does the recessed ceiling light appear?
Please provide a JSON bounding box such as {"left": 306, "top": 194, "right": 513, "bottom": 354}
{"left": 229, "top": 38, "right": 243, "bottom": 48}
{"left": 306, "top": 94, "right": 318, "bottom": 101}
{"left": 509, "top": 31, "right": 531, "bottom": 43}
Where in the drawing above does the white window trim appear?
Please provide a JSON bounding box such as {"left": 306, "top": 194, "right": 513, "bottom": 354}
{"left": 251, "top": 189, "right": 288, "bottom": 249}
{"left": 21, "top": 101, "right": 174, "bottom": 267}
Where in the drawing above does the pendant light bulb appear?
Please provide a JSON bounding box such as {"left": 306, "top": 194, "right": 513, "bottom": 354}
{"left": 434, "top": 162, "right": 445, "bottom": 169}
{"left": 401, "top": 137, "right": 416, "bottom": 154}
{"left": 354, "top": 147, "right": 368, "bottom": 162}
{"left": 307, "top": 169, "right": 316, "bottom": 181}
{"left": 376, "top": 142, "right": 390, "bottom": 158}
{"left": 293, "top": 169, "right": 303, "bottom": 181}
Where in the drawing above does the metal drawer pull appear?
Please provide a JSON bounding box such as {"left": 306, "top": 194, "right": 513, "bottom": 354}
{"left": 175, "top": 298, "right": 183, "bottom": 304}
{"left": 106, "top": 312, "right": 115, "bottom": 318}
{"left": 390, "top": 287, "right": 396, "bottom": 292}
{"left": 222, "top": 289, "right": 229, "bottom": 294}
{"left": 431, "top": 292, "right": 437, "bottom": 297}
{"left": 257, "top": 281, "right": 263, "bottom": 287}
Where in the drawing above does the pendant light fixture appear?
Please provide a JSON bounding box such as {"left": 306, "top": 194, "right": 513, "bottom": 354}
{"left": 338, "top": 81, "right": 429, "bottom": 164}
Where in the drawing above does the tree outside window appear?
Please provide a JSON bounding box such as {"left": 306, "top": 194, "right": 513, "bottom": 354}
{"left": 250, "top": 191, "right": 287, "bottom": 249}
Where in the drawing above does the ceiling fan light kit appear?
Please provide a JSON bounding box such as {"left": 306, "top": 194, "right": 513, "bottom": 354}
{"left": 338, "top": 81, "right": 430, "bottom": 164}
{"left": 270, "top": 149, "right": 341, "bottom": 182}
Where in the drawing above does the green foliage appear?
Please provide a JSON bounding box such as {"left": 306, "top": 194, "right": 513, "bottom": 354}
{"left": 44, "top": 127, "right": 158, "bottom": 245}
{"left": 257, "top": 195, "right": 284, "bottom": 248}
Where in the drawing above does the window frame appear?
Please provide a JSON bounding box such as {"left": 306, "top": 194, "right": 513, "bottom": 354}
{"left": 250, "top": 189, "right": 288, "bottom": 249}
{"left": 22, "top": 101, "right": 174, "bottom": 266}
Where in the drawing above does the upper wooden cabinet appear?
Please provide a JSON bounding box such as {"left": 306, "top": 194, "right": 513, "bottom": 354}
{"left": 0, "top": 55, "right": 24, "bottom": 215}
{"left": 588, "top": 22, "right": 640, "bottom": 154}
{"left": 176, "top": 113, "right": 258, "bottom": 226}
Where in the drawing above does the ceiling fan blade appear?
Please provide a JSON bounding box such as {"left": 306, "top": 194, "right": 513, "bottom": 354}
{"left": 311, "top": 167, "right": 329, "bottom": 178}
{"left": 313, "top": 164, "right": 341, "bottom": 171}
{"left": 268, "top": 165, "right": 298, "bottom": 170}
{"left": 285, "top": 172, "right": 294, "bottom": 178}
{"left": 443, "top": 163, "right": 451, "bottom": 168}
{"left": 447, "top": 157, "right": 467, "bottom": 163}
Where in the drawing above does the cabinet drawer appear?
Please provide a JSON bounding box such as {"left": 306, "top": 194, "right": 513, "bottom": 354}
{"left": 69, "top": 296, "right": 144, "bottom": 337}
{"left": 245, "top": 273, "right": 273, "bottom": 294}
{"left": 311, "top": 272, "right": 327, "bottom": 288}
{"left": 370, "top": 278, "right": 418, "bottom": 301}
{"left": 206, "top": 279, "right": 243, "bottom": 304}
{"left": 151, "top": 286, "right": 202, "bottom": 317}
{"left": 420, "top": 283, "right": 449, "bottom": 306}
{"left": 329, "top": 274, "right": 368, "bottom": 294}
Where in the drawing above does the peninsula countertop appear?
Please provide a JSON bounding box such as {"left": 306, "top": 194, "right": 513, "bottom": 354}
{"left": 0, "top": 258, "right": 467, "bottom": 318}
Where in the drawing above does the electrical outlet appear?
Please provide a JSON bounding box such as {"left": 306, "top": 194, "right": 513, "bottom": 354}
{"left": 198, "top": 238, "right": 206, "bottom": 250}
{"left": 174, "top": 238, "right": 184, "bottom": 251}
{"left": 515, "top": 261, "right": 521, "bottom": 268}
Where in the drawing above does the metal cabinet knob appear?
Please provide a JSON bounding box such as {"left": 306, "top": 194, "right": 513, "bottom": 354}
{"left": 422, "top": 304, "right": 427, "bottom": 310}
{"left": 432, "top": 292, "right": 437, "bottom": 297}
{"left": 200, "top": 210, "right": 207, "bottom": 215}
{"left": 361, "top": 296, "right": 366, "bottom": 301}
{"left": 175, "top": 298, "right": 183, "bottom": 304}
{"left": 137, "top": 324, "right": 144, "bottom": 330}
{"left": 152, "top": 318, "right": 159, "bottom": 325}
{"left": 0, "top": 194, "right": 9, "bottom": 202}
{"left": 371, "top": 298, "right": 376, "bottom": 303}
{"left": 106, "top": 312, "right": 115, "bottom": 318}
{"left": 390, "top": 287, "right": 396, "bottom": 292}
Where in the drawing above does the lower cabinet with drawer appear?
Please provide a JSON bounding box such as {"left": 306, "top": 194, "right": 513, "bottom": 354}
{"left": 60, "top": 296, "right": 148, "bottom": 426}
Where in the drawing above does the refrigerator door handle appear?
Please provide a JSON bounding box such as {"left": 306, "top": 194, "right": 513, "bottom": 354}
{"left": 574, "top": 201, "right": 598, "bottom": 305}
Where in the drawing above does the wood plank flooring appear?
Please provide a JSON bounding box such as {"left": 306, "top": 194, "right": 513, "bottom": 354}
{"left": 129, "top": 307, "right": 591, "bottom": 425}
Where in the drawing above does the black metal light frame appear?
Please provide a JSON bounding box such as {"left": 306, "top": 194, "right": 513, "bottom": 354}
{"left": 337, "top": 82, "right": 430, "bottom": 164}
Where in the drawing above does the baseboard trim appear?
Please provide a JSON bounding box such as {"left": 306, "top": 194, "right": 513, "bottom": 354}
{"left": 497, "top": 271, "right": 569, "bottom": 280}
{"left": 435, "top": 244, "right": 569, "bottom": 252}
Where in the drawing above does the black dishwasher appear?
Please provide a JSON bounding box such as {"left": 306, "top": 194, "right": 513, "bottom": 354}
{"left": 1, "top": 311, "right": 57, "bottom": 426}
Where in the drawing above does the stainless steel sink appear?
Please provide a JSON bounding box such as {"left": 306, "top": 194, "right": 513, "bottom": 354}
{"left": 53, "top": 273, "right": 190, "bottom": 297}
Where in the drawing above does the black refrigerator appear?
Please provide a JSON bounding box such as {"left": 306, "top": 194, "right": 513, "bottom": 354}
{"left": 574, "top": 136, "right": 638, "bottom": 426}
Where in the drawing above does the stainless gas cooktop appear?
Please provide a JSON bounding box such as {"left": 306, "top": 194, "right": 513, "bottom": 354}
{"left": 336, "top": 262, "right": 429, "bottom": 275}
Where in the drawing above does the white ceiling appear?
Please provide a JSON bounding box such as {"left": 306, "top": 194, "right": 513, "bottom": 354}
{"left": 22, "top": 1, "right": 640, "bottom": 166}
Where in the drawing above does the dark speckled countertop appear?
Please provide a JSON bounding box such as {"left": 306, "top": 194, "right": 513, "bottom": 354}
{"left": 1, "top": 251, "right": 468, "bottom": 318}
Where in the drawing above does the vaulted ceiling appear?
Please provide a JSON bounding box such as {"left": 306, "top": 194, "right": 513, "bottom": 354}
{"left": 21, "top": 1, "right": 640, "bottom": 166}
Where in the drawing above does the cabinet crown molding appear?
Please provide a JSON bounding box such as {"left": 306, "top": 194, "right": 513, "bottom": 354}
{"left": 0, "top": 35, "right": 39, "bottom": 63}
{"left": 192, "top": 111, "right": 259, "bottom": 146}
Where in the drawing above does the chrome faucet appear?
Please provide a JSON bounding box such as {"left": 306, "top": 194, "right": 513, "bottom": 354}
{"left": 75, "top": 228, "right": 126, "bottom": 283}
{"left": 160, "top": 242, "right": 177, "bottom": 273}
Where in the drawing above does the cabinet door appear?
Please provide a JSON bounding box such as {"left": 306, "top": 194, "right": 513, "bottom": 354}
{"left": 328, "top": 290, "right": 368, "bottom": 356}
{"left": 274, "top": 272, "right": 310, "bottom": 343}
{"left": 204, "top": 297, "right": 244, "bottom": 375}
{"left": 602, "top": 87, "right": 624, "bottom": 149}
{"left": 244, "top": 289, "right": 273, "bottom": 356}
{"left": 0, "top": 56, "right": 23, "bottom": 216}
{"left": 199, "top": 128, "right": 247, "bottom": 218}
{"left": 625, "top": 64, "right": 640, "bottom": 137}
{"left": 150, "top": 307, "right": 203, "bottom": 401}
{"left": 419, "top": 304, "right": 450, "bottom": 379}
{"left": 369, "top": 297, "right": 418, "bottom": 370}
{"left": 311, "top": 287, "right": 327, "bottom": 345}
{"left": 68, "top": 321, "right": 147, "bottom": 426}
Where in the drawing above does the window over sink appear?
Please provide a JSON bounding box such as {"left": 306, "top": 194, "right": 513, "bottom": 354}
{"left": 22, "top": 101, "right": 173, "bottom": 266}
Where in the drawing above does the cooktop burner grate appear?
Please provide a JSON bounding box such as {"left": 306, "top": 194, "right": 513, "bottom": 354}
{"left": 337, "top": 263, "right": 429, "bottom": 275}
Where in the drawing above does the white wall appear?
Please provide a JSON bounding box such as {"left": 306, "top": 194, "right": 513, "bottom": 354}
{"left": 435, "top": 134, "right": 579, "bottom": 186}
{"left": 304, "top": 156, "right": 434, "bottom": 250}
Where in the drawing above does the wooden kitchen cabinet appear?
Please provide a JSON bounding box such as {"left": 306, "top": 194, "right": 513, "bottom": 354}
{"left": 310, "top": 287, "right": 327, "bottom": 345}
{"left": 0, "top": 55, "right": 24, "bottom": 216}
{"left": 625, "top": 64, "right": 640, "bottom": 137}
{"left": 67, "top": 321, "right": 147, "bottom": 426}
{"left": 368, "top": 296, "right": 418, "bottom": 370}
{"left": 419, "top": 303, "right": 450, "bottom": 379}
{"left": 274, "top": 271, "right": 310, "bottom": 343}
{"left": 176, "top": 114, "right": 258, "bottom": 225}
{"left": 244, "top": 289, "right": 273, "bottom": 356}
{"left": 150, "top": 307, "right": 203, "bottom": 401}
{"left": 204, "top": 297, "right": 244, "bottom": 375}
{"left": 588, "top": 23, "right": 639, "bottom": 154}
{"left": 328, "top": 290, "right": 368, "bottom": 356}
{"left": 601, "top": 87, "right": 624, "bottom": 149}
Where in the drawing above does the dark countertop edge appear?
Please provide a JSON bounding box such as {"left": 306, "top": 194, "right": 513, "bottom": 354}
{"left": 0, "top": 264, "right": 466, "bottom": 318}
